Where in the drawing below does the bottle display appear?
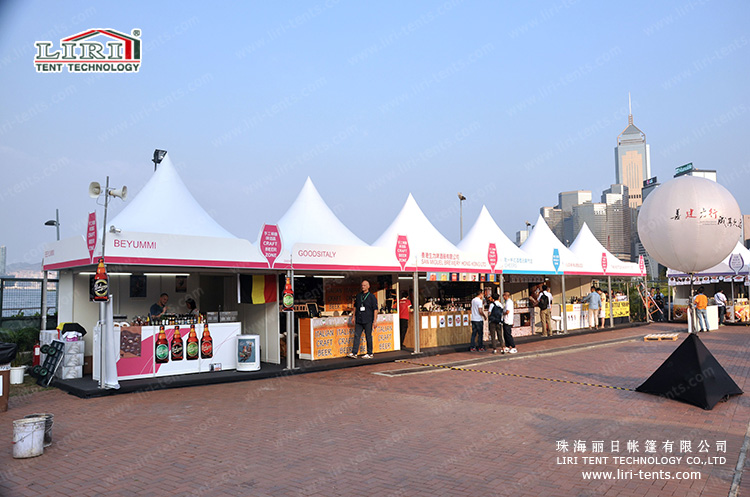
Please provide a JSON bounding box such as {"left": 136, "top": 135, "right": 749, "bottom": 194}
{"left": 200, "top": 323, "right": 213, "bottom": 359}
{"left": 171, "top": 326, "right": 183, "bottom": 361}
{"left": 186, "top": 324, "right": 199, "bottom": 360}
{"left": 93, "top": 257, "right": 109, "bottom": 301}
{"left": 282, "top": 277, "right": 294, "bottom": 311}
{"left": 155, "top": 326, "right": 169, "bottom": 364}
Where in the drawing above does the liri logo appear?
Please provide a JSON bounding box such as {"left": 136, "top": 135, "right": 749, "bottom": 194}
{"left": 34, "top": 28, "right": 141, "bottom": 73}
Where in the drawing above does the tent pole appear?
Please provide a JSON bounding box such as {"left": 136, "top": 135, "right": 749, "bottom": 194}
{"left": 286, "top": 269, "right": 295, "bottom": 370}
{"left": 731, "top": 280, "right": 735, "bottom": 323}
{"left": 561, "top": 274, "right": 568, "bottom": 334}
{"left": 689, "top": 273, "right": 695, "bottom": 333}
{"left": 412, "top": 270, "right": 420, "bottom": 354}
{"left": 668, "top": 284, "right": 673, "bottom": 321}
{"left": 608, "top": 276, "right": 614, "bottom": 328}
{"left": 499, "top": 274, "right": 504, "bottom": 299}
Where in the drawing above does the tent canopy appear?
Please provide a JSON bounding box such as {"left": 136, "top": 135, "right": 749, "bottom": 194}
{"left": 667, "top": 241, "right": 750, "bottom": 278}
{"left": 520, "top": 214, "right": 585, "bottom": 274}
{"left": 569, "top": 223, "right": 642, "bottom": 276}
{"left": 457, "top": 206, "right": 535, "bottom": 273}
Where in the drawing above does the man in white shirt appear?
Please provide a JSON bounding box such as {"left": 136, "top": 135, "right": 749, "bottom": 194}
{"left": 536, "top": 284, "right": 553, "bottom": 337}
{"left": 714, "top": 289, "right": 727, "bottom": 325}
{"left": 502, "top": 291, "right": 517, "bottom": 354}
{"left": 470, "top": 290, "right": 487, "bottom": 352}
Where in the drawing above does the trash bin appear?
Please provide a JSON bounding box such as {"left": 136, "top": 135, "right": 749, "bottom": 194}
{"left": 0, "top": 364, "right": 9, "bottom": 413}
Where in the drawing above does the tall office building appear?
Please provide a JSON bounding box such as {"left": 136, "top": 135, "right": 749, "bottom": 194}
{"left": 559, "top": 190, "right": 592, "bottom": 244}
{"left": 601, "top": 184, "right": 631, "bottom": 260}
{"left": 573, "top": 202, "right": 607, "bottom": 244}
{"left": 615, "top": 96, "right": 651, "bottom": 209}
{"left": 0, "top": 246, "right": 6, "bottom": 276}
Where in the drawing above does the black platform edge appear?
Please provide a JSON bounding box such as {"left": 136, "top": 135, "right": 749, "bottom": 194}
{"left": 53, "top": 321, "right": 653, "bottom": 399}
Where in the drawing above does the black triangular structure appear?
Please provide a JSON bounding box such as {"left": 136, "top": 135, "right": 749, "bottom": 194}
{"left": 636, "top": 333, "right": 743, "bottom": 410}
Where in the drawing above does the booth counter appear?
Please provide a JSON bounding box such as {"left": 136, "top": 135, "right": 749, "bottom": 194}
{"left": 116, "top": 322, "right": 242, "bottom": 380}
{"left": 403, "top": 311, "right": 471, "bottom": 349}
{"left": 298, "top": 314, "right": 397, "bottom": 360}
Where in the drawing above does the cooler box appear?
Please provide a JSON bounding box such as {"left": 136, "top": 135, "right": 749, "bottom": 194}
{"left": 236, "top": 335, "right": 260, "bottom": 371}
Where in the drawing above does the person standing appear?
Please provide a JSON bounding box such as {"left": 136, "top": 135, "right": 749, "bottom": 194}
{"left": 398, "top": 291, "right": 412, "bottom": 349}
{"left": 694, "top": 286, "right": 709, "bottom": 333}
{"left": 598, "top": 288, "right": 607, "bottom": 329}
{"left": 582, "top": 286, "right": 601, "bottom": 329}
{"left": 470, "top": 289, "right": 487, "bottom": 352}
{"left": 149, "top": 293, "right": 169, "bottom": 320}
{"left": 487, "top": 293, "right": 505, "bottom": 353}
{"left": 502, "top": 291, "right": 517, "bottom": 354}
{"left": 714, "top": 289, "right": 727, "bottom": 326}
{"left": 537, "top": 284, "right": 553, "bottom": 337}
{"left": 348, "top": 280, "right": 378, "bottom": 359}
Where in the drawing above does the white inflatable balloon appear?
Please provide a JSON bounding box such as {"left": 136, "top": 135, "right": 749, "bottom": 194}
{"left": 638, "top": 175, "right": 742, "bottom": 273}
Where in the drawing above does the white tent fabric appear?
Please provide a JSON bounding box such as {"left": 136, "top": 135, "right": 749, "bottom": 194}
{"left": 108, "top": 152, "right": 236, "bottom": 238}
{"left": 265, "top": 177, "right": 367, "bottom": 267}
{"left": 520, "top": 214, "right": 585, "bottom": 274}
{"left": 568, "top": 223, "right": 642, "bottom": 276}
{"left": 457, "top": 206, "right": 535, "bottom": 273}
{"left": 372, "top": 194, "right": 457, "bottom": 252}
{"left": 667, "top": 241, "right": 750, "bottom": 277}
{"left": 274, "top": 177, "right": 367, "bottom": 247}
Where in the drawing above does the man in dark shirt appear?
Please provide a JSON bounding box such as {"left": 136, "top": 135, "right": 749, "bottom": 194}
{"left": 149, "top": 293, "right": 169, "bottom": 320}
{"left": 348, "top": 280, "right": 378, "bottom": 359}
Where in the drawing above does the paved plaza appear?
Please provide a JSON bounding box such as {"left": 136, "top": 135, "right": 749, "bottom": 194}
{"left": 2, "top": 322, "right": 750, "bottom": 496}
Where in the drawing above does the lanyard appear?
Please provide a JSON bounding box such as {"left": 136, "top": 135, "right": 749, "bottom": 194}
{"left": 361, "top": 293, "right": 369, "bottom": 306}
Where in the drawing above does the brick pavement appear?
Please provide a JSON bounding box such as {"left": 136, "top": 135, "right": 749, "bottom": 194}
{"left": 1, "top": 322, "right": 749, "bottom": 496}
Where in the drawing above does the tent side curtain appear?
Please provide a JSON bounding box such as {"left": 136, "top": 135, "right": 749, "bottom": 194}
{"left": 239, "top": 274, "right": 277, "bottom": 304}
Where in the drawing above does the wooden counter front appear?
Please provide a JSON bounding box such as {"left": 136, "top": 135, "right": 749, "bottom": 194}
{"left": 403, "top": 311, "right": 471, "bottom": 349}
{"left": 298, "top": 314, "right": 397, "bottom": 360}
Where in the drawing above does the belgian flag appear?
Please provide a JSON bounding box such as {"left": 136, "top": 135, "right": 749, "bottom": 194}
{"left": 239, "top": 274, "right": 277, "bottom": 304}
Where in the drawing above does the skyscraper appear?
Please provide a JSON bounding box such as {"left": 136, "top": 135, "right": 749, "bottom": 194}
{"left": 615, "top": 95, "right": 651, "bottom": 209}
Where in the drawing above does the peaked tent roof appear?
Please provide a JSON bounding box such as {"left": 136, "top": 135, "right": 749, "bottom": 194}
{"left": 457, "top": 206, "right": 535, "bottom": 273}
{"left": 569, "top": 223, "right": 642, "bottom": 276}
{"left": 519, "top": 214, "right": 585, "bottom": 274}
{"left": 667, "top": 241, "right": 750, "bottom": 277}
{"left": 108, "top": 152, "right": 236, "bottom": 238}
{"left": 263, "top": 177, "right": 367, "bottom": 268}
{"left": 372, "top": 194, "right": 458, "bottom": 252}
{"left": 274, "top": 177, "right": 366, "bottom": 247}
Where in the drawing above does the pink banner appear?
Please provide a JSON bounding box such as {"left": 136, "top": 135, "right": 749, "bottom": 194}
{"left": 87, "top": 212, "right": 97, "bottom": 263}
{"left": 638, "top": 255, "right": 646, "bottom": 275}
{"left": 395, "top": 235, "right": 409, "bottom": 271}
{"left": 259, "top": 224, "right": 282, "bottom": 268}
{"left": 488, "top": 243, "right": 498, "bottom": 273}
{"left": 601, "top": 252, "right": 608, "bottom": 273}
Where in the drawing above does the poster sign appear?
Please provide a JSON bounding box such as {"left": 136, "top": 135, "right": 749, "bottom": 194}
{"left": 638, "top": 255, "right": 646, "bottom": 275}
{"left": 488, "top": 243, "right": 498, "bottom": 273}
{"left": 259, "top": 224, "right": 282, "bottom": 268}
{"left": 601, "top": 252, "right": 608, "bottom": 273}
{"left": 87, "top": 212, "right": 97, "bottom": 263}
{"left": 552, "top": 248, "right": 560, "bottom": 273}
{"left": 395, "top": 235, "right": 409, "bottom": 270}
{"left": 447, "top": 315, "right": 454, "bottom": 327}
{"left": 729, "top": 253, "right": 744, "bottom": 275}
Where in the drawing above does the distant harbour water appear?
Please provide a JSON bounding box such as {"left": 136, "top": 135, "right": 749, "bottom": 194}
{"left": 1, "top": 288, "right": 58, "bottom": 317}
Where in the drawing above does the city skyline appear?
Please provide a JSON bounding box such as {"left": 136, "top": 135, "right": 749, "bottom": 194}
{"left": 1, "top": 2, "right": 749, "bottom": 265}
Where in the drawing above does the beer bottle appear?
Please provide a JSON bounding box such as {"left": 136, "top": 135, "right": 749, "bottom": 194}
{"left": 200, "top": 323, "right": 213, "bottom": 359}
{"left": 155, "top": 326, "right": 169, "bottom": 364}
{"left": 186, "top": 324, "right": 199, "bottom": 360}
{"left": 171, "top": 326, "right": 183, "bottom": 361}
{"left": 282, "top": 276, "right": 294, "bottom": 311}
{"left": 93, "top": 257, "right": 109, "bottom": 301}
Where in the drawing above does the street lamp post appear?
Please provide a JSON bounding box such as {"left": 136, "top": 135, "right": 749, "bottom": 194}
{"left": 458, "top": 192, "right": 466, "bottom": 240}
{"left": 42, "top": 209, "right": 60, "bottom": 331}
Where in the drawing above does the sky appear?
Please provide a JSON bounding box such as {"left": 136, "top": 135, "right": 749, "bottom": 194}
{"left": 1, "top": 0, "right": 749, "bottom": 265}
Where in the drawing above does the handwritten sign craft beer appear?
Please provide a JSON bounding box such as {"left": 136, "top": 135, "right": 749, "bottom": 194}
{"left": 259, "top": 224, "right": 282, "bottom": 268}
{"left": 488, "top": 243, "right": 498, "bottom": 273}
{"left": 395, "top": 235, "right": 409, "bottom": 271}
{"left": 601, "top": 252, "right": 608, "bottom": 273}
{"left": 87, "top": 212, "right": 97, "bottom": 263}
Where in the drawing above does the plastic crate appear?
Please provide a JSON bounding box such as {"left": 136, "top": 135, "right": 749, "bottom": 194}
{"left": 56, "top": 365, "right": 82, "bottom": 379}
{"left": 63, "top": 341, "right": 84, "bottom": 355}
{"left": 62, "top": 353, "right": 84, "bottom": 367}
